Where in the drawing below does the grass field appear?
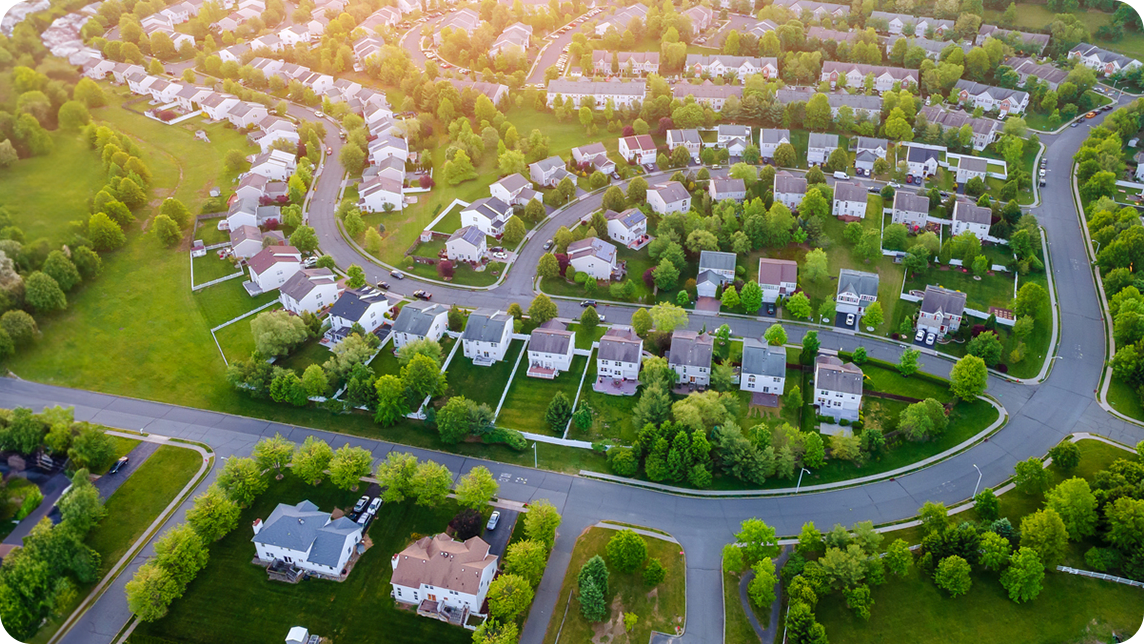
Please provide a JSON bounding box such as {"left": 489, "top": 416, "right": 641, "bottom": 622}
{"left": 724, "top": 568, "right": 762, "bottom": 644}
{"left": 497, "top": 354, "right": 589, "bottom": 435}
{"left": 191, "top": 253, "right": 243, "bottom": 286}
{"left": 278, "top": 337, "right": 335, "bottom": 374}
{"left": 569, "top": 354, "right": 641, "bottom": 444}
{"left": 1107, "top": 375, "right": 1144, "bottom": 422}
{"left": 443, "top": 339, "right": 524, "bottom": 407}
{"left": 903, "top": 265, "right": 1017, "bottom": 312}
{"left": 193, "top": 278, "right": 279, "bottom": 329}
{"left": 129, "top": 476, "right": 471, "bottom": 644}
{"left": 541, "top": 526, "right": 686, "bottom": 644}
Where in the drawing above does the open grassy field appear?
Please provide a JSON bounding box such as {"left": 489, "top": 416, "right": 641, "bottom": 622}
{"left": 128, "top": 476, "right": 471, "bottom": 644}
{"left": 497, "top": 354, "right": 589, "bottom": 435}
{"left": 903, "top": 265, "right": 1017, "bottom": 312}
{"left": 541, "top": 526, "right": 686, "bottom": 644}
{"left": 444, "top": 339, "right": 524, "bottom": 407}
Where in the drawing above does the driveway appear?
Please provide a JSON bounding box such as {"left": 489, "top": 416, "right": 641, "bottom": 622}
{"left": 93, "top": 441, "right": 160, "bottom": 500}
{"left": 483, "top": 508, "right": 519, "bottom": 559}
{"left": 2, "top": 470, "right": 69, "bottom": 546}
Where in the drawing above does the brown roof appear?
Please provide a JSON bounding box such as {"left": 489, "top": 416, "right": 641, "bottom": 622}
{"left": 247, "top": 245, "right": 301, "bottom": 275}
{"left": 757, "top": 258, "right": 797, "bottom": 286}
{"left": 391, "top": 534, "right": 497, "bottom": 595}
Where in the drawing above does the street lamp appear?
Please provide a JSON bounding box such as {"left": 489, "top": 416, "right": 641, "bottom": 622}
{"left": 972, "top": 463, "right": 982, "bottom": 498}
{"left": 796, "top": 468, "right": 811, "bottom": 492}
{"left": 532, "top": 442, "right": 538, "bottom": 469}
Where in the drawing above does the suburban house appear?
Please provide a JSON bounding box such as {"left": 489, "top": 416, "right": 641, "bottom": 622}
{"left": 905, "top": 144, "right": 942, "bottom": 178}
{"left": 955, "top": 156, "right": 988, "bottom": 185}
{"left": 618, "top": 135, "right": 658, "bottom": 165}
{"left": 251, "top": 500, "right": 363, "bottom": 578}
{"left": 447, "top": 79, "right": 510, "bottom": 108}
{"left": 739, "top": 339, "right": 787, "bottom": 396}
{"left": 891, "top": 190, "right": 930, "bottom": 229}
{"left": 806, "top": 26, "right": 857, "bottom": 43}
{"left": 1008, "top": 57, "right": 1069, "bottom": 90}
{"left": 353, "top": 36, "right": 387, "bottom": 63}
{"left": 954, "top": 80, "right": 1029, "bottom": 116}
{"left": 529, "top": 155, "right": 573, "bottom": 187}
{"left": 976, "top": 25, "right": 1050, "bottom": 54}
{"left": 230, "top": 225, "right": 284, "bottom": 259}
{"left": 227, "top": 101, "right": 269, "bottom": 129}
{"left": 567, "top": 237, "right": 620, "bottom": 281}
{"left": 248, "top": 246, "right": 302, "bottom": 293}
{"left": 884, "top": 35, "right": 967, "bottom": 60}
{"left": 919, "top": 106, "right": 997, "bottom": 151}
{"left": 670, "top": 82, "right": 743, "bottom": 111}
{"left": 666, "top": 129, "right": 702, "bottom": 161}
{"left": 696, "top": 250, "right": 737, "bottom": 298}
{"left": 371, "top": 156, "right": 406, "bottom": 183}
{"left": 647, "top": 182, "right": 691, "bottom": 215}
{"left": 917, "top": 285, "right": 967, "bottom": 336}
{"left": 461, "top": 196, "right": 513, "bottom": 237}
{"left": 248, "top": 149, "right": 297, "bottom": 182}
{"left": 854, "top": 137, "right": 888, "bottom": 175}
{"left": 717, "top": 124, "right": 751, "bottom": 147}
{"left": 820, "top": 61, "right": 918, "bottom": 92}
{"left": 605, "top": 208, "right": 648, "bottom": 247}
{"left": 832, "top": 182, "right": 869, "bottom": 220}
{"left": 200, "top": 92, "right": 241, "bottom": 121}
{"left": 327, "top": 287, "right": 392, "bottom": 338}
{"left": 571, "top": 142, "right": 617, "bottom": 175}
{"left": 773, "top": 0, "right": 850, "bottom": 20}
{"left": 759, "top": 128, "right": 790, "bottom": 161}
{"left": 461, "top": 309, "right": 514, "bottom": 365}
{"left": 368, "top": 135, "right": 409, "bottom": 164}
{"left": 685, "top": 54, "right": 776, "bottom": 79}
{"left": 774, "top": 171, "right": 807, "bottom": 211}
{"left": 490, "top": 174, "right": 540, "bottom": 206}
{"left": 445, "top": 226, "right": 487, "bottom": 263}
{"left": 358, "top": 176, "right": 404, "bottom": 213}
{"left": 806, "top": 132, "right": 839, "bottom": 166}
{"left": 757, "top": 258, "right": 798, "bottom": 304}
{"left": 595, "top": 326, "right": 643, "bottom": 390}
{"left": 813, "top": 355, "right": 864, "bottom": 422}
{"left": 490, "top": 22, "right": 532, "bottom": 58}
{"left": 592, "top": 51, "right": 660, "bottom": 75}
{"left": 279, "top": 268, "right": 343, "bottom": 315}
{"left": 434, "top": 8, "right": 482, "bottom": 44}
{"left": 835, "top": 269, "right": 880, "bottom": 316}
{"left": 710, "top": 178, "right": 747, "bottom": 202}
{"left": 684, "top": 4, "right": 713, "bottom": 31}
{"left": 667, "top": 331, "right": 714, "bottom": 387}
{"left": 390, "top": 534, "right": 497, "bottom": 623}
{"left": 545, "top": 79, "right": 647, "bottom": 109}
{"left": 391, "top": 301, "right": 448, "bottom": 348}
{"left": 775, "top": 89, "right": 882, "bottom": 119}
{"left": 527, "top": 321, "right": 576, "bottom": 378}
{"left": 951, "top": 200, "right": 993, "bottom": 238}
{"left": 593, "top": 3, "right": 649, "bottom": 35}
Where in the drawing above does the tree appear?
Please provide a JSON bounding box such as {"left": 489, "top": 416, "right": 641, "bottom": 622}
{"left": 863, "top": 301, "right": 884, "bottom": 328}
{"left": 803, "top": 248, "right": 829, "bottom": 282}
{"left": 967, "top": 331, "right": 1003, "bottom": 366}
{"left": 125, "top": 563, "right": 179, "bottom": 622}
{"left": 898, "top": 348, "right": 920, "bottom": 376}
{"left": 42, "top": 251, "right": 81, "bottom": 293}
{"left": 328, "top": 444, "right": 372, "bottom": 491}
{"left": 339, "top": 144, "right": 365, "bottom": 175}
{"left": 1013, "top": 457, "right": 1050, "bottom": 495}
{"left": 251, "top": 310, "right": 310, "bottom": 357}
{"left": 800, "top": 331, "right": 820, "bottom": 366}
{"left": 57, "top": 471, "right": 105, "bottom": 536}
{"left": 579, "top": 574, "right": 607, "bottom": 622}
{"left": 979, "top": 531, "right": 1012, "bottom": 571}
{"left": 67, "top": 426, "right": 116, "bottom": 473}
{"left": 632, "top": 308, "right": 653, "bottom": 336}
{"left": 504, "top": 540, "right": 548, "bottom": 587}
{"left": 1020, "top": 508, "right": 1069, "bottom": 568}
{"left": 653, "top": 257, "right": 680, "bottom": 290}
{"left": 627, "top": 176, "right": 648, "bottom": 204}
{"left": 885, "top": 539, "right": 912, "bottom": 577}
{"left": 934, "top": 555, "right": 972, "bottom": 597}
{"left": 153, "top": 524, "right": 209, "bottom": 589}
{"left": 528, "top": 293, "right": 558, "bottom": 324}
{"left": 152, "top": 214, "right": 182, "bottom": 247}
{"left": 373, "top": 375, "right": 410, "bottom": 426}
{"left": 472, "top": 618, "right": 520, "bottom": 644}
{"left": 1001, "top": 547, "right": 1045, "bottom": 603}
{"left": 401, "top": 353, "right": 447, "bottom": 403}
{"left": 58, "top": 100, "right": 90, "bottom": 130}
{"left": 1048, "top": 442, "right": 1081, "bottom": 471}
{"left": 538, "top": 253, "right": 559, "bottom": 279}
{"left": 445, "top": 149, "right": 478, "bottom": 185}
{"left": 186, "top": 486, "right": 240, "bottom": 542}
{"left": 606, "top": 529, "right": 647, "bottom": 573}
{"left": 289, "top": 225, "right": 319, "bottom": 253}
{"left": 436, "top": 396, "right": 475, "bottom": 444}
{"left": 546, "top": 391, "right": 573, "bottom": 432}
{"left": 649, "top": 302, "right": 689, "bottom": 332}
{"left": 602, "top": 185, "right": 626, "bottom": 212}
{"left": 292, "top": 436, "right": 333, "bottom": 485}
{"left": 456, "top": 466, "right": 498, "bottom": 510}
{"left": 774, "top": 142, "right": 796, "bottom": 167}
{"left": 740, "top": 281, "right": 763, "bottom": 313}
{"left": 24, "top": 271, "right": 66, "bottom": 313}
{"left": 486, "top": 573, "right": 534, "bottom": 621}
{"left": 1105, "top": 497, "right": 1144, "bottom": 551}
{"left": 1045, "top": 478, "right": 1098, "bottom": 540}
{"left": 1013, "top": 282, "right": 1047, "bottom": 319}
{"left": 736, "top": 518, "right": 779, "bottom": 565}
{"left": 974, "top": 488, "right": 1000, "bottom": 522}
{"left": 410, "top": 460, "right": 453, "bottom": 507}
{"left": 950, "top": 355, "right": 987, "bottom": 400}
{"left": 216, "top": 457, "right": 267, "bottom": 506}
{"left": 786, "top": 292, "right": 811, "bottom": 319}
{"left": 721, "top": 285, "right": 740, "bottom": 310}
{"left": 502, "top": 216, "right": 526, "bottom": 247}
{"left": 252, "top": 433, "right": 293, "bottom": 478}
{"left": 74, "top": 77, "right": 106, "bottom": 107}
{"left": 524, "top": 499, "right": 562, "bottom": 548}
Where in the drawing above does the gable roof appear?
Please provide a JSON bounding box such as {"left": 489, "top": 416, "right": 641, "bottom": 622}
{"left": 493, "top": 173, "right": 530, "bottom": 194}
{"left": 448, "top": 225, "right": 486, "bottom": 249}
{"left": 567, "top": 237, "right": 617, "bottom": 264}
{"left": 953, "top": 199, "right": 992, "bottom": 225}
{"left": 815, "top": 354, "right": 864, "bottom": 394}
{"left": 668, "top": 331, "right": 713, "bottom": 368}
{"left": 761, "top": 128, "right": 790, "bottom": 144}
{"left": 329, "top": 287, "right": 389, "bottom": 322}
{"left": 833, "top": 181, "right": 867, "bottom": 203}
{"left": 774, "top": 171, "right": 807, "bottom": 195}
{"left": 530, "top": 323, "right": 573, "bottom": 354}
{"left": 598, "top": 326, "right": 642, "bottom": 363}
{"left": 711, "top": 178, "right": 746, "bottom": 195}
{"left": 741, "top": 339, "right": 786, "bottom": 378}
{"left": 837, "top": 269, "right": 879, "bottom": 299}
{"left": 252, "top": 500, "right": 360, "bottom": 567}
{"left": 856, "top": 136, "right": 888, "bottom": 152}
{"left": 958, "top": 156, "right": 988, "bottom": 173}
{"left": 392, "top": 301, "right": 446, "bottom": 336}
{"left": 280, "top": 268, "right": 337, "bottom": 302}
{"left": 808, "top": 132, "right": 839, "bottom": 149}
{"left": 893, "top": 190, "right": 929, "bottom": 214}
{"left": 248, "top": 245, "right": 301, "bottom": 275}
{"left": 462, "top": 309, "right": 511, "bottom": 343}
{"left": 699, "top": 250, "right": 737, "bottom": 272}
{"left": 620, "top": 134, "right": 656, "bottom": 152}
{"left": 649, "top": 181, "right": 690, "bottom": 203}
{"left": 391, "top": 534, "right": 497, "bottom": 596}
{"left": 607, "top": 207, "right": 646, "bottom": 230}
{"left": 954, "top": 79, "right": 1029, "bottom": 105}
{"left": 920, "top": 285, "right": 967, "bottom": 318}
{"left": 906, "top": 144, "right": 943, "bottom": 164}
{"left": 757, "top": 258, "right": 797, "bottom": 286}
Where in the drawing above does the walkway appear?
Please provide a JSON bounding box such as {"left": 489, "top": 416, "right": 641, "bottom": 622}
{"left": 739, "top": 546, "right": 791, "bottom": 644}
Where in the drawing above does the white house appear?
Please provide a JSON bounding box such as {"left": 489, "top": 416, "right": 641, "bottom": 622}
{"left": 696, "top": 250, "right": 737, "bottom": 298}
{"left": 918, "top": 285, "right": 967, "bottom": 335}
{"left": 806, "top": 132, "right": 838, "bottom": 166}
{"left": 571, "top": 142, "right": 616, "bottom": 175}
{"left": 567, "top": 237, "right": 619, "bottom": 281}
{"left": 668, "top": 331, "right": 713, "bottom": 387}
{"left": 684, "top": 4, "right": 713, "bottom": 31}
{"left": 954, "top": 80, "right": 1029, "bottom": 117}
{"left": 230, "top": 225, "right": 284, "bottom": 259}
{"left": 390, "top": 534, "right": 497, "bottom": 618}
{"left": 1068, "top": 42, "right": 1142, "bottom": 76}
{"left": 593, "top": 4, "right": 648, "bottom": 35}
{"left": 740, "top": 339, "right": 786, "bottom": 395}
{"left": 327, "top": 287, "right": 392, "bottom": 337}
{"left": 905, "top": 144, "right": 942, "bottom": 178}
{"left": 813, "top": 355, "right": 863, "bottom": 422}
{"left": 647, "top": 182, "right": 691, "bottom": 215}
{"left": 951, "top": 200, "right": 993, "bottom": 238}
{"left": 757, "top": 258, "right": 797, "bottom": 304}
{"left": 490, "top": 174, "right": 539, "bottom": 206}
{"left": 527, "top": 321, "right": 575, "bottom": 378}
{"left": 391, "top": 301, "right": 447, "bottom": 348}
{"left": 593, "top": 51, "right": 660, "bottom": 76}
{"left": 227, "top": 101, "right": 269, "bottom": 129}
{"left": 279, "top": 268, "right": 343, "bottom": 315}
{"left": 248, "top": 245, "right": 302, "bottom": 293}
{"left": 445, "top": 226, "right": 487, "bottom": 263}
{"left": 854, "top": 136, "right": 888, "bottom": 176}
{"left": 685, "top": 54, "right": 775, "bottom": 79}
{"left": 545, "top": 79, "right": 647, "bottom": 109}
{"left": 434, "top": 7, "right": 482, "bottom": 45}
{"left": 462, "top": 309, "right": 513, "bottom": 365}
{"left": 279, "top": 24, "right": 314, "bottom": 46}
{"left": 835, "top": 269, "right": 879, "bottom": 316}
{"left": 618, "top": 135, "right": 657, "bottom": 165}
{"left": 249, "top": 149, "right": 297, "bottom": 182}
{"left": 595, "top": 326, "right": 643, "bottom": 390}
{"left": 717, "top": 124, "right": 751, "bottom": 147}
{"left": 490, "top": 22, "right": 532, "bottom": 58}
{"left": 832, "top": 182, "right": 868, "bottom": 220}
{"left": 759, "top": 128, "right": 790, "bottom": 161}
{"left": 955, "top": 156, "right": 988, "bottom": 186}
{"left": 251, "top": 500, "right": 362, "bottom": 578}
{"left": 605, "top": 208, "right": 647, "bottom": 247}
{"left": 461, "top": 197, "right": 513, "bottom": 237}
{"left": 358, "top": 176, "right": 404, "bottom": 213}
{"left": 891, "top": 190, "right": 929, "bottom": 229}
{"left": 820, "top": 61, "right": 918, "bottom": 92}
{"left": 774, "top": 171, "right": 807, "bottom": 211}
{"left": 666, "top": 129, "right": 702, "bottom": 161}
{"left": 671, "top": 82, "right": 743, "bottom": 111}
{"left": 529, "top": 155, "right": 573, "bottom": 187}
{"left": 368, "top": 135, "right": 409, "bottom": 164}
{"left": 710, "top": 178, "right": 747, "bottom": 202}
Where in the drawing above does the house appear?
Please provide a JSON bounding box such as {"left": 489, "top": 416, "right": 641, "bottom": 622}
{"left": 668, "top": 331, "right": 714, "bottom": 386}
{"left": 392, "top": 301, "right": 448, "bottom": 348}
{"left": 248, "top": 246, "right": 302, "bottom": 293}
{"left": 666, "top": 129, "right": 702, "bottom": 161}
{"left": 951, "top": 199, "right": 993, "bottom": 239}
{"left": 618, "top": 135, "right": 657, "bottom": 165}
{"left": 252, "top": 500, "right": 362, "bottom": 578}
{"left": 757, "top": 258, "right": 797, "bottom": 304}
{"left": 772, "top": 0, "right": 850, "bottom": 20}
{"left": 594, "top": 4, "right": 649, "bottom": 35}
{"left": 445, "top": 226, "right": 487, "bottom": 263}
{"left": 83, "top": 59, "right": 117, "bottom": 81}
{"left": 775, "top": 89, "right": 882, "bottom": 120}
{"left": 905, "top": 144, "right": 942, "bottom": 178}
{"left": 832, "top": 182, "right": 868, "bottom": 220}
{"left": 250, "top": 33, "right": 285, "bottom": 52}
{"left": 835, "top": 269, "right": 879, "bottom": 315}
{"left": 696, "top": 250, "right": 737, "bottom": 298}
{"left": 435, "top": 8, "right": 483, "bottom": 45}
{"left": 724, "top": 136, "right": 748, "bottom": 158}
{"left": 279, "top": 24, "right": 314, "bottom": 46}
{"left": 227, "top": 101, "right": 269, "bottom": 129}
{"left": 773, "top": 171, "right": 807, "bottom": 211}
{"left": 460, "top": 196, "right": 513, "bottom": 237}
{"left": 593, "top": 51, "right": 660, "bottom": 75}
{"left": 358, "top": 176, "right": 404, "bottom": 213}
{"left": 739, "top": 339, "right": 786, "bottom": 395}
{"left": 546, "top": 79, "right": 647, "bottom": 109}
{"left": 955, "top": 156, "right": 988, "bottom": 186}
{"left": 250, "top": 116, "right": 300, "bottom": 152}
{"left": 490, "top": 174, "right": 540, "bottom": 206}
{"left": 605, "top": 208, "right": 648, "bottom": 246}
{"left": 647, "top": 181, "right": 691, "bottom": 215}
{"left": 527, "top": 321, "right": 575, "bottom": 378}
{"left": 759, "top": 128, "right": 790, "bottom": 161}
{"left": 806, "top": 26, "right": 857, "bottom": 43}
{"left": 249, "top": 149, "right": 297, "bottom": 182}
{"left": 717, "top": 124, "right": 751, "bottom": 147}
{"left": 1007, "top": 57, "right": 1069, "bottom": 91}
{"left": 596, "top": 326, "right": 643, "bottom": 387}
{"left": 807, "top": 132, "right": 839, "bottom": 166}
{"left": 391, "top": 534, "right": 497, "bottom": 618}
{"left": 854, "top": 137, "right": 888, "bottom": 176}
{"left": 529, "top": 155, "right": 573, "bottom": 187}
{"left": 327, "top": 287, "right": 392, "bottom": 337}
{"left": 461, "top": 309, "right": 513, "bottom": 365}
{"left": 354, "top": 36, "right": 387, "bottom": 63}
{"left": 446, "top": 79, "right": 510, "bottom": 108}
{"left": 216, "top": 41, "right": 251, "bottom": 63}
{"left": 279, "top": 268, "right": 343, "bottom": 315}
{"left": 570, "top": 142, "right": 616, "bottom": 175}
{"left": 976, "top": 25, "right": 1050, "bottom": 54}
{"left": 685, "top": 54, "right": 776, "bottom": 79}
{"left": 226, "top": 198, "right": 260, "bottom": 230}
{"left": 954, "top": 80, "right": 1029, "bottom": 116}
{"left": 684, "top": 4, "right": 713, "bottom": 31}
{"left": 919, "top": 106, "right": 997, "bottom": 151}
{"left": 567, "top": 237, "right": 620, "bottom": 281}
{"left": 820, "top": 61, "right": 918, "bottom": 92}
{"left": 491, "top": 22, "right": 532, "bottom": 58}
{"left": 813, "top": 355, "right": 863, "bottom": 421}
{"left": 885, "top": 35, "right": 967, "bottom": 61}
{"left": 917, "top": 285, "right": 967, "bottom": 336}
{"left": 891, "top": 190, "right": 929, "bottom": 229}
{"left": 710, "top": 178, "right": 747, "bottom": 202}
{"left": 670, "top": 82, "right": 743, "bottom": 110}
{"left": 368, "top": 135, "right": 409, "bottom": 164}
{"left": 869, "top": 10, "right": 920, "bottom": 35}
{"left": 230, "top": 224, "right": 284, "bottom": 259}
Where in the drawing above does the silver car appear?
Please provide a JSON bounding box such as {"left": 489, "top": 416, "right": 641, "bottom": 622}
{"left": 486, "top": 511, "right": 501, "bottom": 531}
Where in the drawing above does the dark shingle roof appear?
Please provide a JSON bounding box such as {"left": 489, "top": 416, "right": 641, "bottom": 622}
{"left": 462, "top": 309, "right": 511, "bottom": 343}
{"left": 668, "top": 331, "right": 713, "bottom": 368}
{"left": 920, "top": 285, "right": 967, "bottom": 318}
{"left": 815, "top": 354, "right": 863, "bottom": 394}
{"left": 598, "top": 327, "right": 642, "bottom": 363}
{"left": 741, "top": 339, "right": 786, "bottom": 378}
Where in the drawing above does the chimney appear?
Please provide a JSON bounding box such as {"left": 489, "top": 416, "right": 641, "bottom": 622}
{"left": 252, "top": 518, "right": 263, "bottom": 535}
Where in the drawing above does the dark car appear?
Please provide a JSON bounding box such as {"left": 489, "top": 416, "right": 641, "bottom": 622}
{"left": 377, "top": 281, "right": 390, "bottom": 290}
{"left": 765, "top": 302, "right": 776, "bottom": 316}
{"left": 580, "top": 300, "right": 597, "bottom": 308}
{"left": 543, "top": 239, "right": 554, "bottom": 250}
{"left": 413, "top": 290, "right": 432, "bottom": 300}
{"left": 109, "top": 456, "right": 128, "bottom": 475}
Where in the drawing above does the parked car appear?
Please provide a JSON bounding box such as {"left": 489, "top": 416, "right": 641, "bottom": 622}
{"left": 301, "top": 257, "right": 318, "bottom": 268}
{"left": 543, "top": 239, "right": 554, "bottom": 250}
{"left": 493, "top": 251, "right": 507, "bottom": 260}
{"left": 356, "top": 512, "right": 371, "bottom": 526}
{"left": 413, "top": 290, "right": 432, "bottom": 300}
{"left": 1070, "top": 121, "right": 1080, "bottom": 127}
{"left": 377, "top": 281, "right": 390, "bottom": 290}
{"left": 580, "top": 300, "right": 597, "bottom": 308}
{"left": 108, "top": 456, "right": 128, "bottom": 475}
{"left": 353, "top": 496, "right": 370, "bottom": 513}
{"left": 845, "top": 313, "right": 855, "bottom": 327}
{"left": 915, "top": 328, "right": 925, "bottom": 343}
{"left": 765, "top": 303, "right": 776, "bottom": 316}
{"left": 326, "top": 147, "right": 333, "bottom": 154}
{"left": 1086, "top": 111, "right": 1097, "bottom": 119}
{"left": 367, "top": 498, "right": 382, "bottom": 516}
{"left": 833, "top": 171, "right": 849, "bottom": 180}
{"left": 925, "top": 333, "right": 936, "bottom": 346}
{"left": 486, "top": 511, "right": 501, "bottom": 530}
{"left": 314, "top": 110, "right": 324, "bottom": 118}
{"left": 390, "top": 270, "right": 405, "bottom": 279}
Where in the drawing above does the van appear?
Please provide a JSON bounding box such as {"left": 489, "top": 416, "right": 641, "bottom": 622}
{"left": 833, "top": 171, "right": 849, "bottom": 180}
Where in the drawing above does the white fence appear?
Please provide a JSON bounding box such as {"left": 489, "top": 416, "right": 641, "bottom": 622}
{"left": 1056, "top": 566, "right": 1144, "bottom": 588}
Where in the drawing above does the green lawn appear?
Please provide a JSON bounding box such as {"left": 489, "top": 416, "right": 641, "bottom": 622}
{"left": 429, "top": 203, "right": 463, "bottom": 233}
{"left": 566, "top": 322, "right": 607, "bottom": 350}
{"left": 903, "top": 265, "right": 1017, "bottom": 312}
{"left": 93, "top": 436, "right": 143, "bottom": 475}
{"left": 277, "top": 338, "right": 334, "bottom": 374}
{"left": 443, "top": 339, "right": 524, "bottom": 407}
{"left": 497, "top": 355, "right": 589, "bottom": 435}
{"left": 724, "top": 569, "right": 761, "bottom": 644}
{"left": 569, "top": 354, "right": 641, "bottom": 444}
{"left": 193, "top": 276, "right": 280, "bottom": 330}
{"left": 129, "top": 476, "right": 472, "bottom": 644}
{"left": 540, "top": 526, "right": 686, "bottom": 644}
{"left": 402, "top": 256, "right": 506, "bottom": 286}
{"left": 1107, "top": 375, "right": 1144, "bottom": 422}
{"left": 191, "top": 253, "right": 243, "bottom": 286}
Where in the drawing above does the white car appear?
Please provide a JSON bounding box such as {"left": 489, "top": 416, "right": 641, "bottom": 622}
{"left": 367, "top": 497, "right": 382, "bottom": 516}
{"left": 486, "top": 511, "right": 501, "bottom": 530}
{"left": 915, "top": 328, "right": 925, "bottom": 343}
{"left": 925, "top": 333, "right": 936, "bottom": 346}
{"left": 353, "top": 496, "right": 369, "bottom": 513}
{"left": 845, "top": 313, "right": 855, "bottom": 327}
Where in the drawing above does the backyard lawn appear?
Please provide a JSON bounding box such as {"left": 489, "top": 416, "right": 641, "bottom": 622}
{"left": 569, "top": 354, "right": 640, "bottom": 444}
{"left": 541, "top": 526, "right": 686, "bottom": 644}
{"left": 497, "top": 355, "right": 589, "bottom": 435}
{"left": 443, "top": 339, "right": 524, "bottom": 408}
{"left": 903, "top": 265, "right": 1017, "bottom": 312}
{"left": 278, "top": 337, "right": 335, "bottom": 374}
{"left": 191, "top": 253, "right": 243, "bottom": 287}
{"left": 193, "top": 275, "right": 280, "bottom": 330}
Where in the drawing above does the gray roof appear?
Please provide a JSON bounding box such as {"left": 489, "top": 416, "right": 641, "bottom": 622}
{"left": 607, "top": 207, "right": 646, "bottom": 229}
{"left": 920, "top": 105, "right": 997, "bottom": 137}
{"left": 920, "top": 285, "right": 967, "bottom": 318}
{"left": 815, "top": 354, "right": 864, "bottom": 394}
{"left": 448, "top": 225, "right": 486, "bottom": 248}
{"left": 837, "top": 269, "right": 879, "bottom": 299}
{"left": 761, "top": 128, "right": 790, "bottom": 144}
{"left": 893, "top": 190, "right": 929, "bottom": 214}
{"left": 546, "top": 79, "right": 647, "bottom": 97}
{"left": 567, "top": 237, "right": 617, "bottom": 264}
{"left": 329, "top": 287, "right": 388, "bottom": 323}
{"left": 954, "top": 200, "right": 992, "bottom": 225}
{"left": 494, "top": 173, "right": 530, "bottom": 194}
{"left": 252, "top": 500, "right": 360, "bottom": 567}
{"left": 833, "top": 181, "right": 867, "bottom": 203}
{"left": 280, "top": 268, "right": 335, "bottom": 302}
{"left": 463, "top": 196, "right": 512, "bottom": 225}
{"left": 462, "top": 308, "right": 511, "bottom": 343}
{"left": 667, "top": 129, "right": 702, "bottom": 146}
{"left": 699, "top": 250, "right": 737, "bottom": 272}
{"left": 668, "top": 331, "right": 713, "bottom": 368}
{"left": 808, "top": 132, "right": 839, "bottom": 150}
{"left": 529, "top": 324, "right": 573, "bottom": 354}
{"left": 531, "top": 155, "right": 565, "bottom": 174}
{"left": 906, "top": 145, "right": 942, "bottom": 163}
{"left": 392, "top": 301, "right": 446, "bottom": 336}
{"left": 741, "top": 339, "right": 787, "bottom": 378}
{"left": 806, "top": 26, "right": 855, "bottom": 42}
{"left": 775, "top": 89, "right": 882, "bottom": 113}
{"left": 954, "top": 79, "right": 1029, "bottom": 105}
{"left": 650, "top": 181, "right": 690, "bottom": 203}
{"left": 856, "top": 137, "right": 888, "bottom": 152}
{"left": 774, "top": 171, "right": 806, "bottom": 195}
{"left": 598, "top": 327, "right": 642, "bottom": 363}
{"left": 711, "top": 178, "right": 745, "bottom": 196}
{"left": 958, "top": 156, "right": 988, "bottom": 173}
{"left": 717, "top": 124, "right": 751, "bottom": 138}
